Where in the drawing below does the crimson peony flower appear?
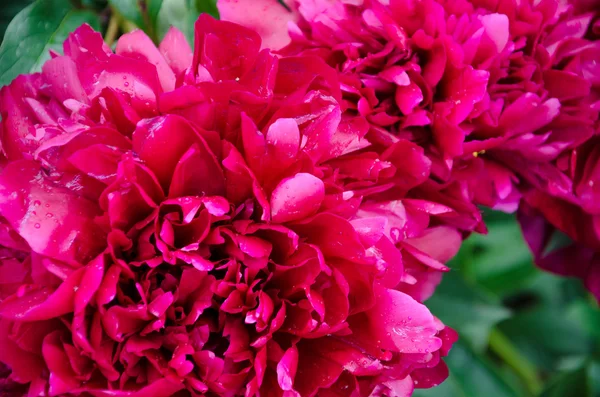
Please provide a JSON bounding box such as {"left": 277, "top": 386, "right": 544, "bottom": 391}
{"left": 0, "top": 15, "right": 463, "bottom": 397}
{"left": 218, "top": 0, "right": 600, "bottom": 298}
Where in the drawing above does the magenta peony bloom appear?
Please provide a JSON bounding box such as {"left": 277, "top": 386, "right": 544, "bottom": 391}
{"left": 0, "top": 15, "right": 465, "bottom": 396}
{"left": 219, "top": 0, "right": 600, "bottom": 298}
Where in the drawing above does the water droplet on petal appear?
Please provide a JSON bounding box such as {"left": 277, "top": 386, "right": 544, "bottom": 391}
{"left": 33, "top": 200, "right": 41, "bottom": 206}
{"left": 34, "top": 223, "right": 41, "bottom": 229}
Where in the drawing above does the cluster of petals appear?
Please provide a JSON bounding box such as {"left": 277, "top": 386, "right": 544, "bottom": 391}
{"left": 219, "top": 0, "right": 600, "bottom": 298}
{"left": 0, "top": 10, "right": 469, "bottom": 397}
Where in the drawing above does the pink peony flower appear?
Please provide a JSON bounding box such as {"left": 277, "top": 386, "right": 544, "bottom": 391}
{"left": 0, "top": 15, "right": 463, "bottom": 397}
{"left": 219, "top": 0, "right": 600, "bottom": 298}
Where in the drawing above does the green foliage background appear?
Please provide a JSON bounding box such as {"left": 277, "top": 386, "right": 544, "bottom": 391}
{"left": 1, "top": 1, "right": 598, "bottom": 395}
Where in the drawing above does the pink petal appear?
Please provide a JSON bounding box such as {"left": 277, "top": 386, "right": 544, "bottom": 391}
{"left": 218, "top": 0, "right": 298, "bottom": 50}
{"left": 0, "top": 161, "right": 105, "bottom": 266}
{"left": 499, "top": 94, "right": 560, "bottom": 136}
{"left": 133, "top": 115, "right": 209, "bottom": 192}
{"left": 116, "top": 30, "right": 176, "bottom": 92}
{"left": 192, "top": 14, "right": 261, "bottom": 82}
{"left": 277, "top": 345, "right": 298, "bottom": 391}
{"left": 366, "top": 287, "right": 442, "bottom": 354}
{"left": 169, "top": 143, "right": 226, "bottom": 198}
{"left": 41, "top": 56, "right": 88, "bottom": 104}
{"left": 0, "top": 267, "right": 84, "bottom": 321}
{"left": 159, "top": 27, "right": 193, "bottom": 78}
{"left": 271, "top": 173, "right": 325, "bottom": 223}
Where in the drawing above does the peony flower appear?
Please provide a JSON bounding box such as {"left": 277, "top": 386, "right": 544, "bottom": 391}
{"left": 218, "top": 0, "right": 600, "bottom": 298}
{"left": 0, "top": 15, "right": 463, "bottom": 397}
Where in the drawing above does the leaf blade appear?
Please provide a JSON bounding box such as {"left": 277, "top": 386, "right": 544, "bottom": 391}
{"left": 0, "top": 0, "right": 100, "bottom": 86}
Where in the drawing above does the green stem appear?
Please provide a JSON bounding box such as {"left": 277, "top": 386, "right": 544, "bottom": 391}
{"left": 120, "top": 18, "right": 139, "bottom": 33}
{"left": 108, "top": 6, "right": 138, "bottom": 36}
{"left": 489, "top": 328, "right": 543, "bottom": 396}
{"left": 104, "top": 13, "right": 119, "bottom": 47}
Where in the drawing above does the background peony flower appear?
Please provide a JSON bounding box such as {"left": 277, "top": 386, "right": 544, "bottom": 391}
{"left": 0, "top": 14, "right": 462, "bottom": 397}
{"left": 218, "top": 0, "right": 600, "bottom": 299}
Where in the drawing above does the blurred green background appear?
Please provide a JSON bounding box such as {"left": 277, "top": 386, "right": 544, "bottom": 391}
{"left": 416, "top": 210, "right": 600, "bottom": 397}
{"left": 1, "top": 1, "right": 599, "bottom": 396}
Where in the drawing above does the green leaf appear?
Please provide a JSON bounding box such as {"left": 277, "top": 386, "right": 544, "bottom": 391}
{"left": 540, "top": 367, "right": 591, "bottom": 397}
{"left": 0, "top": 0, "right": 100, "bottom": 86}
{"left": 413, "top": 339, "right": 519, "bottom": 397}
{"left": 588, "top": 361, "right": 600, "bottom": 397}
{"left": 154, "top": 0, "right": 218, "bottom": 43}
{"left": 194, "top": 0, "right": 218, "bottom": 17}
{"left": 426, "top": 272, "right": 511, "bottom": 351}
{"left": 452, "top": 212, "right": 537, "bottom": 297}
{"left": 567, "top": 300, "right": 600, "bottom": 341}
{"left": 498, "top": 305, "right": 596, "bottom": 371}
{"left": 0, "top": 0, "right": 34, "bottom": 41}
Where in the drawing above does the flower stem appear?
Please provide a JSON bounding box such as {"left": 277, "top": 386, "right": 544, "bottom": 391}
{"left": 488, "top": 328, "right": 543, "bottom": 396}
{"left": 121, "top": 19, "right": 139, "bottom": 34}
{"left": 104, "top": 13, "right": 119, "bottom": 47}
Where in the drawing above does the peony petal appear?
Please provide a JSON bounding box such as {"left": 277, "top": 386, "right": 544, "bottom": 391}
{"left": 292, "top": 213, "right": 366, "bottom": 261}
{"left": 271, "top": 173, "right": 325, "bottom": 223}
{"left": 499, "top": 94, "right": 560, "bottom": 136}
{"left": 116, "top": 30, "right": 176, "bottom": 92}
{"left": 159, "top": 27, "right": 193, "bottom": 79}
{"left": 218, "top": 0, "right": 298, "bottom": 50}
{"left": 0, "top": 160, "right": 105, "bottom": 266}
{"left": 169, "top": 143, "right": 226, "bottom": 198}
{"left": 366, "top": 287, "right": 442, "bottom": 354}
{"left": 0, "top": 267, "right": 84, "bottom": 321}
{"left": 41, "top": 56, "right": 89, "bottom": 104}
{"left": 0, "top": 321, "right": 45, "bottom": 383}
{"left": 192, "top": 14, "right": 261, "bottom": 82}
{"left": 277, "top": 345, "right": 298, "bottom": 391}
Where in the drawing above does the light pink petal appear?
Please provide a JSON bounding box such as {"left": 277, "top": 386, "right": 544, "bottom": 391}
{"left": 277, "top": 345, "right": 299, "bottom": 391}
{"left": 271, "top": 173, "right": 325, "bottom": 223}
{"left": 366, "top": 287, "right": 442, "bottom": 354}
{"left": 41, "top": 56, "right": 89, "bottom": 104}
{"left": 265, "top": 118, "right": 301, "bottom": 167}
{"left": 404, "top": 226, "right": 462, "bottom": 263}
{"left": 218, "top": 0, "right": 299, "bottom": 50}
{"left": 116, "top": 30, "right": 176, "bottom": 92}
{"left": 159, "top": 27, "right": 193, "bottom": 78}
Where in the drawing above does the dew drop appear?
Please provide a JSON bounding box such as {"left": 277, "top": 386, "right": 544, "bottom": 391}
{"left": 46, "top": 213, "right": 53, "bottom": 218}
{"left": 34, "top": 223, "right": 41, "bottom": 229}
{"left": 33, "top": 200, "right": 41, "bottom": 206}
{"left": 124, "top": 82, "right": 130, "bottom": 87}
